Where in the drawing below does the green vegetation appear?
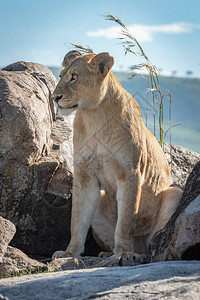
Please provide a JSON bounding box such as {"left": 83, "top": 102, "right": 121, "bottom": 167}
{"left": 2, "top": 267, "right": 47, "bottom": 278}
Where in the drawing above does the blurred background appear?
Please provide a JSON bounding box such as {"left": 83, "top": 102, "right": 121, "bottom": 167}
{"left": 0, "top": 0, "right": 199, "bottom": 153}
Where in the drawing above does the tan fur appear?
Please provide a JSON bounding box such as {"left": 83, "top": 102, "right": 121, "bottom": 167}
{"left": 52, "top": 51, "right": 182, "bottom": 261}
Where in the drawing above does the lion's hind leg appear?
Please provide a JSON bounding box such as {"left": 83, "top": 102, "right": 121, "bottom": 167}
{"left": 148, "top": 186, "right": 182, "bottom": 244}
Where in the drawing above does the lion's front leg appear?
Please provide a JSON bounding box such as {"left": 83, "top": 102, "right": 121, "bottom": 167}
{"left": 53, "top": 171, "right": 100, "bottom": 259}
{"left": 114, "top": 171, "right": 143, "bottom": 263}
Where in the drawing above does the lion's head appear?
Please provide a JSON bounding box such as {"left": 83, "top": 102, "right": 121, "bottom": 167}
{"left": 52, "top": 51, "right": 114, "bottom": 116}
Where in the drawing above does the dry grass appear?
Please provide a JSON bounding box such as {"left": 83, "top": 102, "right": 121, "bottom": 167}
{"left": 70, "top": 43, "right": 93, "bottom": 54}
{"left": 105, "top": 13, "right": 174, "bottom": 148}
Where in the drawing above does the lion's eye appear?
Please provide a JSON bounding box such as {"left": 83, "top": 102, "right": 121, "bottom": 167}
{"left": 71, "top": 74, "right": 78, "bottom": 81}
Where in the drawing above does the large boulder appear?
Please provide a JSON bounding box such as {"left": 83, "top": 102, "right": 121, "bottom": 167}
{"left": 0, "top": 62, "right": 73, "bottom": 257}
{"left": 148, "top": 161, "right": 200, "bottom": 261}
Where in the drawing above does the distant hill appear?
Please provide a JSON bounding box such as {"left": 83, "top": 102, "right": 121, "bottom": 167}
{"left": 49, "top": 67, "right": 200, "bottom": 154}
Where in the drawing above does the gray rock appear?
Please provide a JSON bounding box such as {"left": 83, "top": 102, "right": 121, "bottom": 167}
{"left": 0, "top": 62, "right": 73, "bottom": 256}
{"left": 148, "top": 160, "right": 200, "bottom": 262}
{"left": 174, "top": 195, "right": 200, "bottom": 260}
{"left": 3, "top": 61, "right": 57, "bottom": 93}
{"left": 0, "top": 62, "right": 54, "bottom": 163}
{"left": 0, "top": 246, "right": 47, "bottom": 278}
{"left": 164, "top": 143, "right": 200, "bottom": 188}
{"left": 0, "top": 261, "right": 199, "bottom": 299}
{"left": 0, "top": 217, "right": 16, "bottom": 263}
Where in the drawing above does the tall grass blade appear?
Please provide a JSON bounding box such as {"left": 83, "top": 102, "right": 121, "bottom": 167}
{"left": 104, "top": 13, "right": 174, "bottom": 149}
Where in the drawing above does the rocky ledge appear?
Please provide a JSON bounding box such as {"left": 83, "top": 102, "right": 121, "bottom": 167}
{"left": 0, "top": 261, "right": 200, "bottom": 299}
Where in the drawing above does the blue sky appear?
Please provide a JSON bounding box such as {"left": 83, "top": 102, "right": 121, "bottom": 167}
{"left": 1, "top": 0, "right": 200, "bottom": 77}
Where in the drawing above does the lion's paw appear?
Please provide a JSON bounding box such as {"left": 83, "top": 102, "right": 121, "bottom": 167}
{"left": 98, "top": 251, "right": 114, "bottom": 258}
{"left": 52, "top": 250, "right": 66, "bottom": 260}
{"left": 121, "top": 252, "right": 144, "bottom": 264}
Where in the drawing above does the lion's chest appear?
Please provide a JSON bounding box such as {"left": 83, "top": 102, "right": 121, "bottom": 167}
{"left": 74, "top": 142, "right": 125, "bottom": 191}
{"left": 74, "top": 113, "right": 134, "bottom": 190}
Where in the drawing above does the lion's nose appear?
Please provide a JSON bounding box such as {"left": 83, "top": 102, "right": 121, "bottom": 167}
{"left": 52, "top": 95, "right": 63, "bottom": 104}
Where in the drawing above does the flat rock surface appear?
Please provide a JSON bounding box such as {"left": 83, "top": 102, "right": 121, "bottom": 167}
{"left": 0, "top": 261, "right": 200, "bottom": 299}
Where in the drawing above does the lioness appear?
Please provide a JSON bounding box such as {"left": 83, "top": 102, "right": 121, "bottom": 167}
{"left": 52, "top": 50, "right": 182, "bottom": 262}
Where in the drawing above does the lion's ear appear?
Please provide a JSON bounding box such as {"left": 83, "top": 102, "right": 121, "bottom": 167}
{"left": 88, "top": 52, "right": 114, "bottom": 77}
{"left": 62, "top": 50, "right": 82, "bottom": 68}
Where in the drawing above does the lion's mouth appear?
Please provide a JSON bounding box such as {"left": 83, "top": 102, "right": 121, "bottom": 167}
{"left": 69, "top": 104, "right": 78, "bottom": 109}
{"left": 58, "top": 104, "right": 78, "bottom": 110}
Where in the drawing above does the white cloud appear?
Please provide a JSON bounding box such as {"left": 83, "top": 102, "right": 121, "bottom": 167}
{"left": 87, "top": 22, "right": 200, "bottom": 43}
